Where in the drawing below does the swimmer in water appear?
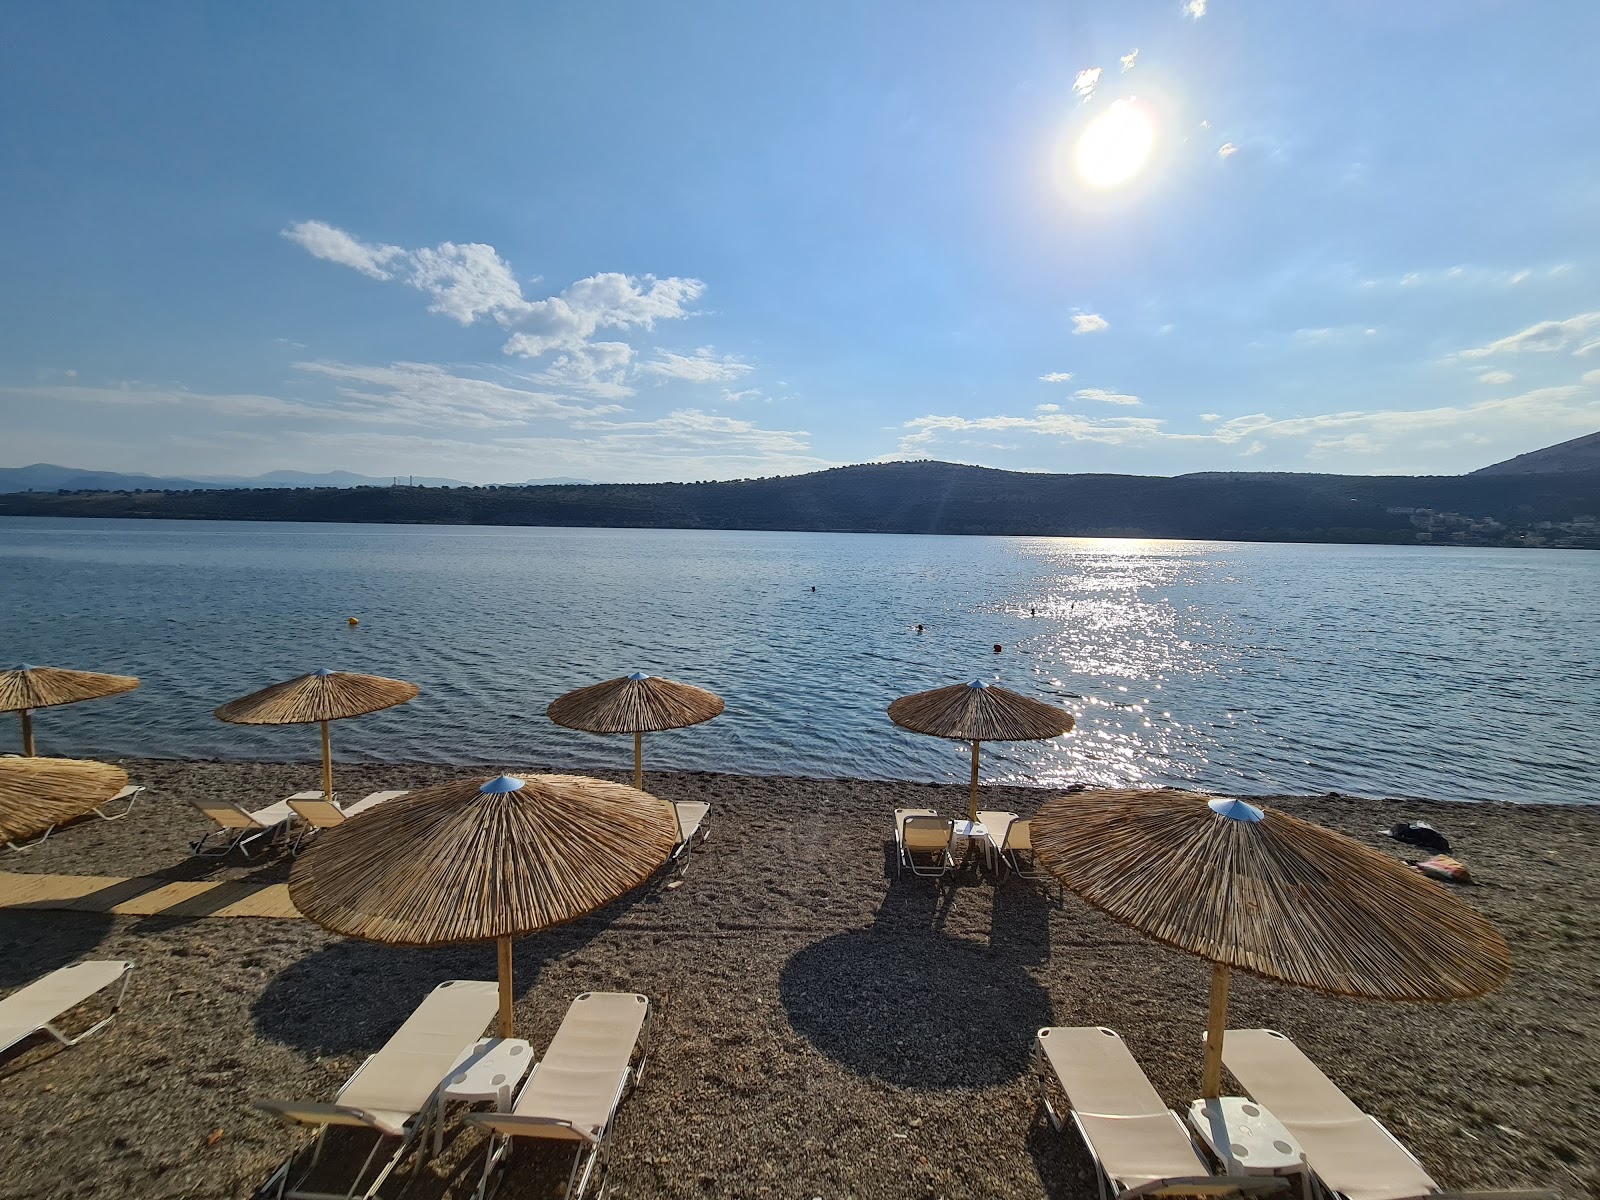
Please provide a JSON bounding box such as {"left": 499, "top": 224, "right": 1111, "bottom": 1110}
{"left": 915, "top": 624, "right": 924, "bottom": 634}
{"left": 993, "top": 643, "right": 1003, "bottom": 653}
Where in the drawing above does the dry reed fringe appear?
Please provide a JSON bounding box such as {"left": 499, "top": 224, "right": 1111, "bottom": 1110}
{"left": 546, "top": 674, "right": 724, "bottom": 734}
{"left": 0, "top": 665, "right": 140, "bottom": 713}
{"left": 0, "top": 756, "right": 129, "bottom": 841}
{"left": 288, "top": 773, "right": 678, "bottom": 946}
{"left": 888, "top": 682, "right": 1074, "bottom": 742}
{"left": 1032, "top": 788, "right": 1511, "bottom": 1002}
{"left": 213, "top": 671, "right": 419, "bottom": 725}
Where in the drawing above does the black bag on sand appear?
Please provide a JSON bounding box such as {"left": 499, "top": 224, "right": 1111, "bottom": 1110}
{"left": 1385, "top": 821, "right": 1451, "bottom": 853}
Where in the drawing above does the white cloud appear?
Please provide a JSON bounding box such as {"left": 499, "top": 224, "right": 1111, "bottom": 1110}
{"left": 1364, "top": 263, "right": 1574, "bottom": 291}
{"left": 1183, "top": 0, "right": 1207, "bottom": 19}
{"left": 528, "top": 342, "right": 636, "bottom": 399}
{"left": 1120, "top": 49, "right": 1139, "bottom": 72}
{"left": 282, "top": 221, "right": 705, "bottom": 364}
{"left": 1458, "top": 311, "right": 1600, "bottom": 359}
{"left": 1074, "top": 388, "right": 1142, "bottom": 406}
{"left": 721, "top": 387, "right": 763, "bottom": 403}
{"left": 1218, "top": 142, "right": 1239, "bottom": 158}
{"left": 640, "top": 347, "right": 755, "bottom": 383}
{"left": 290, "top": 361, "right": 624, "bottom": 426}
{"left": 407, "top": 242, "right": 529, "bottom": 326}
{"left": 1072, "top": 312, "right": 1110, "bottom": 335}
{"left": 1200, "top": 413, "right": 1220, "bottom": 422}
{"left": 1073, "top": 67, "right": 1102, "bottom": 102}
{"left": 281, "top": 221, "right": 404, "bottom": 280}
{"left": 1039, "top": 371, "right": 1075, "bottom": 383}
{"left": 1477, "top": 370, "right": 1514, "bottom": 385}
{"left": 1583, "top": 369, "right": 1600, "bottom": 385}
{"left": 1035, "top": 403, "right": 1061, "bottom": 414}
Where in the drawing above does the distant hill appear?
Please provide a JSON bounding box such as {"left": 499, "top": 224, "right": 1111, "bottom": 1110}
{"left": 0, "top": 463, "right": 471, "bottom": 493}
{"left": 3, "top": 459, "right": 1596, "bottom": 546}
{"left": 1473, "top": 431, "right": 1600, "bottom": 475}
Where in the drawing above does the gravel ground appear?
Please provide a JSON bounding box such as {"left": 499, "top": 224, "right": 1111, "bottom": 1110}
{"left": 1, "top": 759, "right": 1595, "bottom": 1200}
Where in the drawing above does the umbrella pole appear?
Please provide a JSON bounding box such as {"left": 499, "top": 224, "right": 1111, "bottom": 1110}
{"left": 497, "top": 935, "right": 515, "bottom": 1038}
{"left": 19, "top": 710, "right": 33, "bottom": 757}
{"left": 1202, "top": 963, "right": 1231, "bottom": 1099}
{"left": 633, "top": 731, "right": 643, "bottom": 791}
{"left": 320, "top": 720, "right": 334, "bottom": 802}
{"left": 969, "top": 740, "right": 980, "bottom": 822}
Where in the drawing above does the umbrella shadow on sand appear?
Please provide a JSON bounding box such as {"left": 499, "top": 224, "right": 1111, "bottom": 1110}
{"left": 251, "top": 872, "right": 672, "bottom": 1056}
{"left": 778, "top": 884, "right": 1055, "bottom": 1090}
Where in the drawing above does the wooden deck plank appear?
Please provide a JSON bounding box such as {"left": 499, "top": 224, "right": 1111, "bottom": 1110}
{"left": 0, "top": 871, "right": 301, "bottom": 920}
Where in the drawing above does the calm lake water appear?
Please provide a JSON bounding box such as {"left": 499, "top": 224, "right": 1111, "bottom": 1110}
{"left": 1, "top": 517, "right": 1595, "bottom": 805}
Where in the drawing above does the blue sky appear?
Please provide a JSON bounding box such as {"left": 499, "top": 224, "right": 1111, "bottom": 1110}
{"left": 2, "top": 0, "right": 1598, "bottom": 483}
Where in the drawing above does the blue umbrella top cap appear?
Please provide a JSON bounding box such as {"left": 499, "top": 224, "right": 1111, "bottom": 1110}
{"left": 1208, "top": 796, "right": 1264, "bottom": 823}
{"left": 628, "top": 672, "right": 650, "bottom": 682}
{"left": 967, "top": 679, "right": 989, "bottom": 690}
{"left": 313, "top": 668, "right": 335, "bottom": 677}
{"left": 17, "top": 664, "right": 34, "bottom": 671}
{"left": 480, "top": 775, "right": 526, "bottom": 795}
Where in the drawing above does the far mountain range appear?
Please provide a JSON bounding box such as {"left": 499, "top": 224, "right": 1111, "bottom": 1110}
{"left": 0, "top": 465, "right": 592, "bottom": 493}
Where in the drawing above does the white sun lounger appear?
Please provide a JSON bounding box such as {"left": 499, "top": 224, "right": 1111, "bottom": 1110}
{"left": 468, "top": 991, "right": 652, "bottom": 1200}
{"left": 5, "top": 785, "right": 147, "bottom": 852}
{"left": 894, "top": 808, "right": 955, "bottom": 878}
{"left": 0, "top": 960, "right": 134, "bottom": 1057}
{"left": 187, "top": 791, "right": 319, "bottom": 857}
{"left": 287, "top": 791, "right": 409, "bottom": 854}
{"left": 669, "top": 801, "right": 710, "bottom": 864}
{"left": 1222, "top": 1029, "right": 1559, "bottom": 1200}
{"left": 255, "top": 979, "right": 499, "bottom": 1200}
{"left": 1036, "top": 1026, "right": 1286, "bottom": 1200}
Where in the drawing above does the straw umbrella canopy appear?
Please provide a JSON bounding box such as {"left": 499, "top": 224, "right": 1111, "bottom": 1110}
{"left": 290, "top": 772, "right": 678, "bottom": 1036}
{"left": 0, "top": 756, "right": 129, "bottom": 844}
{"left": 1031, "top": 788, "right": 1511, "bottom": 1098}
{"left": 546, "top": 672, "right": 725, "bottom": 790}
{"left": 887, "top": 680, "right": 1075, "bottom": 820}
{"left": 214, "top": 670, "right": 418, "bottom": 802}
{"left": 0, "top": 665, "right": 140, "bottom": 757}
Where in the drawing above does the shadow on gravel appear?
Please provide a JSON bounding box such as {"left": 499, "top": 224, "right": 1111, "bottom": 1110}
{"left": 251, "top": 871, "right": 671, "bottom": 1056}
{"left": 0, "top": 910, "right": 114, "bottom": 988}
{"left": 778, "top": 910, "right": 1054, "bottom": 1088}
{"left": 1025, "top": 1101, "right": 1100, "bottom": 1200}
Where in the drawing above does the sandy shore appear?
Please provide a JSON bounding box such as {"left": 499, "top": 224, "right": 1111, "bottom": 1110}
{"left": 1, "top": 760, "right": 1595, "bottom": 1200}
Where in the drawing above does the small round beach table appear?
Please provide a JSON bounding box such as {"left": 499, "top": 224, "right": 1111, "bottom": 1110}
{"left": 1187, "top": 1096, "right": 1311, "bottom": 1200}
{"left": 428, "top": 1037, "right": 535, "bottom": 1155}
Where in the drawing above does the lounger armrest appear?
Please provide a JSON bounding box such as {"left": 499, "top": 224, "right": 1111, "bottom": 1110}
{"left": 465, "top": 1111, "right": 602, "bottom": 1145}
{"left": 1125, "top": 1177, "right": 1290, "bottom": 1199}
{"left": 253, "top": 1099, "right": 395, "bottom": 1131}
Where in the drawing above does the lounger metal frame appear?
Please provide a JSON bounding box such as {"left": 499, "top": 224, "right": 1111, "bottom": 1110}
{"left": 256, "top": 1057, "right": 429, "bottom": 1200}
{"left": 1032, "top": 1036, "right": 1289, "bottom": 1200}
{"left": 5, "top": 786, "right": 145, "bottom": 852}
{"left": 669, "top": 801, "right": 710, "bottom": 869}
{"left": 895, "top": 810, "right": 955, "bottom": 879}
{"left": 1, "top": 961, "right": 135, "bottom": 1055}
{"left": 471, "top": 1000, "right": 654, "bottom": 1200}
{"left": 188, "top": 803, "right": 291, "bottom": 858}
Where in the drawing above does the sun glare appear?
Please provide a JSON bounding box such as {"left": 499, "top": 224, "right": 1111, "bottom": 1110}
{"left": 1075, "top": 99, "right": 1156, "bottom": 188}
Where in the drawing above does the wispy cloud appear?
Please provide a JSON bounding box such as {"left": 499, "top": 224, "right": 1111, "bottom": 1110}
{"left": 1217, "top": 142, "right": 1239, "bottom": 158}
{"left": 1120, "top": 49, "right": 1139, "bottom": 72}
{"left": 1072, "top": 312, "right": 1109, "bottom": 335}
{"left": 1073, "top": 67, "right": 1102, "bottom": 102}
{"left": 640, "top": 347, "right": 755, "bottom": 383}
{"left": 282, "top": 220, "right": 704, "bottom": 364}
{"left": 1477, "top": 370, "right": 1514, "bottom": 385}
{"left": 1074, "top": 388, "right": 1141, "bottom": 406}
{"left": 1035, "top": 403, "right": 1060, "bottom": 414}
{"left": 282, "top": 221, "right": 404, "bottom": 280}
{"left": 1039, "top": 371, "right": 1075, "bottom": 383}
{"left": 1182, "top": 0, "right": 1207, "bottom": 19}
{"left": 1458, "top": 311, "right": 1600, "bottom": 359}
{"left": 1361, "top": 263, "right": 1573, "bottom": 291}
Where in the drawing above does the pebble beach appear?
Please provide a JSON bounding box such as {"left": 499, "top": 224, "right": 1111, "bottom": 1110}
{"left": 1, "top": 759, "right": 1595, "bottom": 1199}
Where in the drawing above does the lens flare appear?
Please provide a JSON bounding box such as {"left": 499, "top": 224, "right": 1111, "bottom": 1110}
{"left": 1075, "top": 99, "right": 1156, "bottom": 188}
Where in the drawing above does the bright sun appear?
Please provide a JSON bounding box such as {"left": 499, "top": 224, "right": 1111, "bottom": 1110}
{"left": 1075, "top": 99, "right": 1156, "bottom": 188}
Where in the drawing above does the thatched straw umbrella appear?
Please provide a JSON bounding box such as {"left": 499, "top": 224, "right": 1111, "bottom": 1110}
{"left": 290, "top": 773, "right": 678, "bottom": 1036}
{"left": 0, "top": 665, "right": 140, "bottom": 757}
{"left": 546, "top": 672, "right": 724, "bottom": 790}
{"left": 214, "top": 670, "right": 418, "bottom": 802}
{"left": 888, "top": 680, "right": 1074, "bottom": 821}
{"left": 1032, "top": 789, "right": 1511, "bottom": 1098}
{"left": 0, "top": 756, "right": 129, "bottom": 846}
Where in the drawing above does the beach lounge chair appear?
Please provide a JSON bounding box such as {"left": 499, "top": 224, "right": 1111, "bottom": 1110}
{"left": 1035, "top": 1026, "right": 1284, "bottom": 1200}
{"left": 468, "top": 991, "right": 652, "bottom": 1200}
{"left": 669, "top": 800, "right": 710, "bottom": 864}
{"left": 975, "top": 809, "right": 1050, "bottom": 880}
{"left": 0, "top": 960, "right": 134, "bottom": 1058}
{"left": 288, "top": 791, "right": 409, "bottom": 854}
{"left": 255, "top": 979, "right": 499, "bottom": 1200}
{"left": 187, "top": 791, "right": 316, "bottom": 857}
{"left": 1222, "top": 1029, "right": 1559, "bottom": 1200}
{"left": 5, "top": 784, "right": 147, "bottom": 852}
{"left": 894, "top": 808, "right": 955, "bottom": 878}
